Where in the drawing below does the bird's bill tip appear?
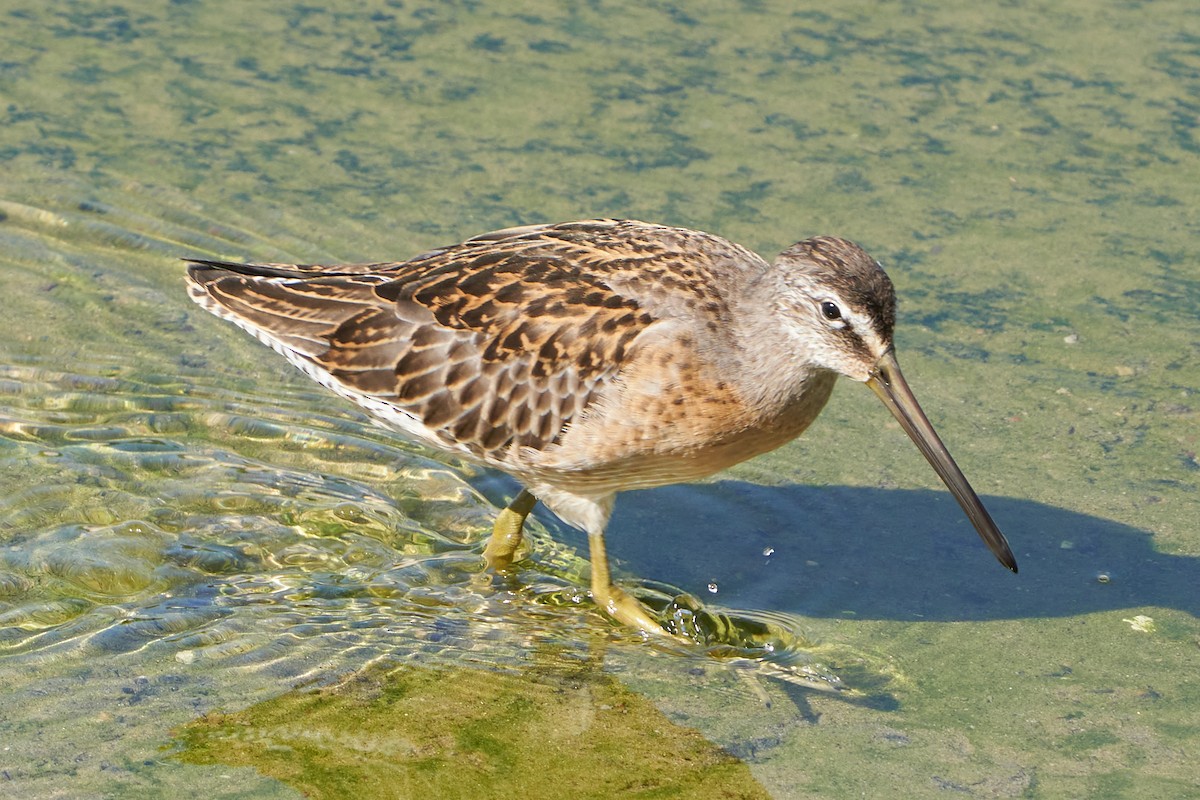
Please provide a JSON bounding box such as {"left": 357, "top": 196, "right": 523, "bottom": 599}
{"left": 866, "top": 351, "right": 1018, "bottom": 573}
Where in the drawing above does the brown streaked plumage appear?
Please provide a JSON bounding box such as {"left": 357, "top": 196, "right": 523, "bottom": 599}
{"left": 186, "top": 218, "right": 1016, "bottom": 640}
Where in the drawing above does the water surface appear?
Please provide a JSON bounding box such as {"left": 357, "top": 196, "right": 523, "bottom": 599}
{"left": 1, "top": 1, "right": 1197, "bottom": 798}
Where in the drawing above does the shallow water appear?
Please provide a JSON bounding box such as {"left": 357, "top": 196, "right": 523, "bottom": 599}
{"left": 1, "top": 1, "right": 1197, "bottom": 798}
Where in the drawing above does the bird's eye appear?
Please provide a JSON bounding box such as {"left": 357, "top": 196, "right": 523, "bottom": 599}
{"left": 820, "top": 301, "right": 842, "bottom": 321}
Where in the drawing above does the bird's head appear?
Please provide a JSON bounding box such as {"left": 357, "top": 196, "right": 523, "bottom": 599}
{"left": 770, "top": 235, "right": 1018, "bottom": 573}
{"left": 771, "top": 235, "right": 897, "bottom": 383}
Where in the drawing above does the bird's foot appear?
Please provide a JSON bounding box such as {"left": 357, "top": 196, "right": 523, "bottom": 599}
{"left": 482, "top": 491, "right": 537, "bottom": 571}
{"left": 591, "top": 583, "right": 692, "bottom": 645}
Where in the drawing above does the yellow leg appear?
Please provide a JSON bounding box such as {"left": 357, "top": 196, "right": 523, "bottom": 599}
{"left": 587, "top": 530, "right": 684, "bottom": 641}
{"left": 483, "top": 490, "right": 537, "bottom": 571}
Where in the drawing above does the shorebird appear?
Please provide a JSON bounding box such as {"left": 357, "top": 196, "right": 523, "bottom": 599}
{"left": 186, "top": 219, "right": 1016, "bottom": 638}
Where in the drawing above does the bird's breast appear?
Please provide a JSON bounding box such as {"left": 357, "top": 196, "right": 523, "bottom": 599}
{"left": 523, "top": 341, "right": 838, "bottom": 494}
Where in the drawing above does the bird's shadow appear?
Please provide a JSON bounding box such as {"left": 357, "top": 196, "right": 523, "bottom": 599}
{"left": 561, "top": 481, "right": 1200, "bottom": 623}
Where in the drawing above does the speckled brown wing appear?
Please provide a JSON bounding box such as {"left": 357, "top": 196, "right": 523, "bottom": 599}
{"left": 186, "top": 220, "right": 760, "bottom": 462}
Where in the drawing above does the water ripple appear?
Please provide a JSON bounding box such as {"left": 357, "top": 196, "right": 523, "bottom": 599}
{"left": 0, "top": 339, "right": 882, "bottom": 700}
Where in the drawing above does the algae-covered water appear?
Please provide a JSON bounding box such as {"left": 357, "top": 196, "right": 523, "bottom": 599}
{"left": 1, "top": 1, "right": 1197, "bottom": 798}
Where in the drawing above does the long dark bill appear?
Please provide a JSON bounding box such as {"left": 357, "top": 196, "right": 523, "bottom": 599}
{"left": 866, "top": 350, "right": 1018, "bottom": 573}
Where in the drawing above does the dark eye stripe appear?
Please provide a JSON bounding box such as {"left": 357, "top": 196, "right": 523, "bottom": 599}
{"left": 832, "top": 325, "right": 872, "bottom": 362}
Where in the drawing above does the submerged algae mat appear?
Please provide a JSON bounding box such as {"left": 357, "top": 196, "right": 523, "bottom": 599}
{"left": 176, "top": 661, "right": 772, "bottom": 800}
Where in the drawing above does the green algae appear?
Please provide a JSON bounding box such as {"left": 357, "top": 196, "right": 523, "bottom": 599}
{"left": 175, "top": 661, "right": 772, "bottom": 800}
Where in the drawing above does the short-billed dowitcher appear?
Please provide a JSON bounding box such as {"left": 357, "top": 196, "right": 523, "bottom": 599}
{"left": 186, "top": 219, "right": 1016, "bottom": 638}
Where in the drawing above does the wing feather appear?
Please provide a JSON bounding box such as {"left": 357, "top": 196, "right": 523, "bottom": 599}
{"left": 185, "top": 220, "right": 767, "bottom": 462}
